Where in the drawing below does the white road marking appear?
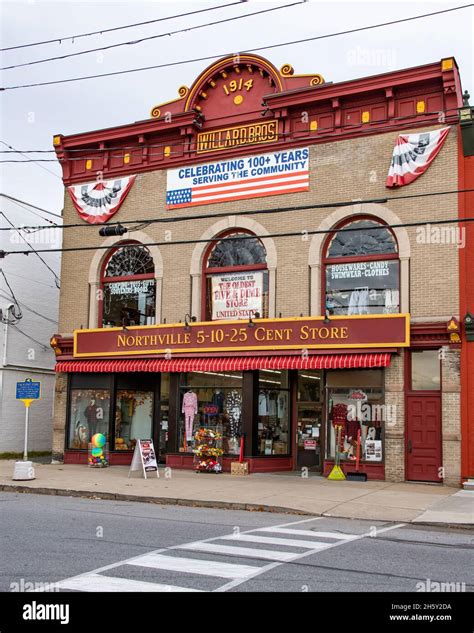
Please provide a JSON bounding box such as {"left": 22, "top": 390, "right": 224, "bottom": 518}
{"left": 56, "top": 573, "right": 202, "bottom": 592}
{"left": 214, "top": 523, "right": 406, "bottom": 592}
{"left": 255, "top": 527, "right": 359, "bottom": 540}
{"left": 46, "top": 515, "right": 405, "bottom": 594}
{"left": 220, "top": 533, "right": 332, "bottom": 549}
{"left": 177, "top": 541, "right": 297, "bottom": 562}
{"left": 127, "top": 553, "right": 259, "bottom": 579}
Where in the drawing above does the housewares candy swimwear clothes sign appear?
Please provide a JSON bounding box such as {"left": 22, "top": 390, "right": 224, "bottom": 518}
{"left": 67, "top": 175, "right": 136, "bottom": 224}
{"left": 385, "top": 127, "right": 449, "bottom": 188}
{"left": 211, "top": 271, "right": 263, "bottom": 320}
{"left": 166, "top": 148, "right": 309, "bottom": 209}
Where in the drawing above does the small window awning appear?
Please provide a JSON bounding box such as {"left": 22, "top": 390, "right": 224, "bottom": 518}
{"left": 56, "top": 353, "right": 392, "bottom": 373}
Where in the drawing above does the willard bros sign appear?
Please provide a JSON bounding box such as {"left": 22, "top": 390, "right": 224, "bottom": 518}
{"left": 73, "top": 315, "right": 410, "bottom": 358}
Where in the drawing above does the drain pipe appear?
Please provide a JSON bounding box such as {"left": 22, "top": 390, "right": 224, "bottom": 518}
{"left": 1, "top": 303, "right": 14, "bottom": 367}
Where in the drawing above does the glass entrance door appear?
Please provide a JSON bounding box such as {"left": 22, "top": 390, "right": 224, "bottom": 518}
{"left": 296, "top": 403, "right": 322, "bottom": 470}
{"left": 296, "top": 370, "right": 323, "bottom": 471}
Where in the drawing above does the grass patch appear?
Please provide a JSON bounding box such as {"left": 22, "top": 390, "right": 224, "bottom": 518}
{"left": 0, "top": 451, "right": 51, "bottom": 460}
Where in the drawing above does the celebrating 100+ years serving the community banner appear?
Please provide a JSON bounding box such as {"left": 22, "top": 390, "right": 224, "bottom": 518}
{"left": 166, "top": 147, "right": 310, "bottom": 209}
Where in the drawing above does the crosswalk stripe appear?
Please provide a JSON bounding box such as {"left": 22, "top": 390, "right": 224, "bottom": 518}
{"left": 55, "top": 573, "right": 202, "bottom": 592}
{"left": 177, "top": 541, "right": 298, "bottom": 562}
{"left": 220, "top": 534, "right": 331, "bottom": 549}
{"left": 255, "top": 527, "right": 359, "bottom": 540}
{"left": 128, "top": 553, "right": 260, "bottom": 579}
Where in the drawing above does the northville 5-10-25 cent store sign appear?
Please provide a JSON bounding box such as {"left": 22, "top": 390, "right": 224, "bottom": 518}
{"left": 166, "top": 147, "right": 309, "bottom": 209}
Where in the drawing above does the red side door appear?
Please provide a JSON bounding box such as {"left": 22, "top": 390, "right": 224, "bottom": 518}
{"left": 406, "top": 395, "right": 442, "bottom": 482}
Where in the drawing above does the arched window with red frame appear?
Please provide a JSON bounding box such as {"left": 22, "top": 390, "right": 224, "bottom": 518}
{"left": 323, "top": 217, "right": 399, "bottom": 316}
{"left": 100, "top": 242, "right": 156, "bottom": 327}
{"left": 202, "top": 230, "right": 269, "bottom": 321}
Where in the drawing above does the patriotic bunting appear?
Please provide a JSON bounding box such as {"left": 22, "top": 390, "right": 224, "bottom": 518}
{"left": 385, "top": 127, "right": 449, "bottom": 188}
{"left": 67, "top": 175, "right": 136, "bottom": 224}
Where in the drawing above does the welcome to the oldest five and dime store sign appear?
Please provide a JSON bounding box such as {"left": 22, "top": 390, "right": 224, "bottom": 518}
{"left": 74, "top": 315, "right": 410, "bottom": 358}
{"left": 166, "top": 147, "right": 309, "bottom": 209}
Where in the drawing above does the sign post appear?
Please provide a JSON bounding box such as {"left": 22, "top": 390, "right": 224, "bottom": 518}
{"left": 14, "top": 379, "right": 41, "bottom": 480}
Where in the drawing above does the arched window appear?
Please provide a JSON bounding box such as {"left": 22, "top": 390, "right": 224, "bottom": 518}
{"left": 203, "top": 231, "right": 269, "bottom": 321}
{"left": 323, "top": 218, "right": 399, "bottom": 316}
{"left": 100, "top": 243, "right": 156, "bottom": 327}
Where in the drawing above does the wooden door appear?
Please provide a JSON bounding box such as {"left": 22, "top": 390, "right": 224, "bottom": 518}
{"left": 406, "top": 395, "right": 442, "bottom": 482}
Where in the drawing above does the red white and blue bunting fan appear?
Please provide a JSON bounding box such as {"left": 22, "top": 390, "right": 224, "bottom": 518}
{"left": 67, "top": 175, "right": 136, "bottom": 224}
{"left": 385, "top": 127, "right": 449, "bottom": 188}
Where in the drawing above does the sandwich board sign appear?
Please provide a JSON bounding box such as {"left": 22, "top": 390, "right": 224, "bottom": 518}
{"left": 128, "top": 439, "right": 159, "bottom": 479}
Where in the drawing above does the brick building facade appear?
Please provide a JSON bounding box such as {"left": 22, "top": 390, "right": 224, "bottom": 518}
{"left": 50, "top": 54, "right": 467, "bottom": 484}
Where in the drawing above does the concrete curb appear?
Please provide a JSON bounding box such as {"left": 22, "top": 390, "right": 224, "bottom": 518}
{"left": 1, "top": 483, "right": 472, "bottom": 530}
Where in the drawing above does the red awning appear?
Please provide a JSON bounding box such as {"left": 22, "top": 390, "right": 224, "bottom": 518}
{"left": 56, "top": 353, "right": 392, "bottom": 373}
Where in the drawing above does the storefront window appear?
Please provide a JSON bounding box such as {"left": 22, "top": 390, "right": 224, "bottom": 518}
{"left": 114, "top": 390, "right": 153, "bottom": 451}
{"left": 203, "top": 231, "right": 269, "bottom": 321}
{"left": 101, "top": 244, "right": 156, "bottom": 327}
{"left": 257, "top": 370, "right": 290, "bottom": 455}
{"left": 411, "top": 350, "right": 441, "bottom": 390}
{"left": 324, "top": 219, "right": 399, "bottom": 316}
{"left": 326, "top": 370, "right": 384, "bottom": 463}
{"left": 178, "top": 371, "right": 243, "bottom": 454}
{"left": 68, "top": 389, "right": 110, "bottom": 449}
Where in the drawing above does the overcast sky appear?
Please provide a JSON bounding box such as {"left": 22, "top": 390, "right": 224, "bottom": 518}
{"left": 1, "top": 0, "right": 473, "bottom": 214}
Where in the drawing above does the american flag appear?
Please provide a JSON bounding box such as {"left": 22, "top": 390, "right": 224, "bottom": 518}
{"left": 166, "top": 168, "right": 309, "bottom": 209}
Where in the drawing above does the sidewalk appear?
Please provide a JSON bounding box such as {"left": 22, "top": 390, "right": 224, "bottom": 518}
{"left": 0, "top": 460, "right": 472, "bottom": 527}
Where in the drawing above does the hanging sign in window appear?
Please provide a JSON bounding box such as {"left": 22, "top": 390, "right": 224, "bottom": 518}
{"left": 211, "top": 271, "right": 263, "bottom": 320}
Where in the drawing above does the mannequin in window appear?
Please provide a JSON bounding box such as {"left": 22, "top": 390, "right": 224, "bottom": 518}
{"left": 182, "top": 389, "right": 198, "bottom": 444}
{"left": 212, "top": 389, "right": 224, "bottom": 413}
{"left": 84, "top": 399, "right": 99, "bottom": 438}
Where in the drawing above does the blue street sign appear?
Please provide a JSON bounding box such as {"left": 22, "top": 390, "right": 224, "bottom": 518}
{"left": 16, "top": 379, "right": 41, "bottom": 401}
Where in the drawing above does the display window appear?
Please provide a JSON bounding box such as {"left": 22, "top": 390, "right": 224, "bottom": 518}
{"left": 114, "top": 390, "right": 153, "bottom": 451}
{"left": 68, "top": 389, "right": 110, "bottom": 449}
{"left": 257, "top": 370, "right": 290, "bottom": 455}
{"left": 202, "top": 231, "right": 269, "bottom": 321}
{"left": 178, "top": 371, "right": 243, "bottom": 454}
{"left": 411, "top": 350, "right": 441, "bottom": 391}
{"left": 326, "top": 369, "right": 384, "bottom": 463}
{"left": 100, "top": 243, "right": 156, "bottom": 328}
{"left": 323, "top": 218, "right": 399, "bottom": 316}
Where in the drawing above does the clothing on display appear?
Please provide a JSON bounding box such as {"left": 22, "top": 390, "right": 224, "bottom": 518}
{"left": 268, "top": 392, "right": 277, "bottom": 416}
{"left": 84, "top": 401, "right": 99, "bottom": 437}
{"left": 182, "top": 390, "right": 198, "bottom": 441}
{"left": 384, "top": 288, "right": 399, "bottom": 313}
{"left": 348, "top": 288, "right": 369, "bottom": 315}
{"left": 224, "top": 390, "right": 242, "bottom": 437}
{"left": 211, "top": 390, "right": 224, "bottom": 412}
{"left": 258, "top": 391, "right": 268, "bottom": 416}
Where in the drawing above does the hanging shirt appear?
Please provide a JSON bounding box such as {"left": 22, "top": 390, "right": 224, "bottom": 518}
{"left": 268, "top": 393, "right": 277, "bottom": 416}
{"left": 258, "top": 392, "right": 269, "bottom": 416}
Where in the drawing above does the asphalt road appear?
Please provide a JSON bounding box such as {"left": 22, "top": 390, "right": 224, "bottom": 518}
{"left": 1, "top": 491, "right": 473, "bottom": 594}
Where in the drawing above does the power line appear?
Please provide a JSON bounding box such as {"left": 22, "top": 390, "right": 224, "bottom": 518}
{"left": 0, "top": 187, "right": 472, "bottom": 233}
{"left": 0, "top": 290, "right": 58, "bottom": 324}
{"left": 0, "top": 2, "right": 243, "bottom": 52}
{"left": 1, "top": 2, "right": 304, "bottom": 71}
{"left": 2, "top": 3, "right": 472, "bottom": 91}
{"left": 0, "top": 270, "right": 22, "bottom": 322}
{"left": 0, "top": 192, "right": 63, "bottom": 220}
{"left": 1, "top": 214, "right": 473, "bottom": 258}
{"left": 0, "top": 212, "right": 61, "bottom": 288}
{"left": 0, "top": 141, "right": 61, "bottom": 179}
{"left": 10, "top": 324, "right": 52, "bottom": 351}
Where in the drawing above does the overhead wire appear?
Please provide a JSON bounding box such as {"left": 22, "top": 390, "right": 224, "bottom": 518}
{"left": 0, "top": 187, "right": 472, "bottom": 233}
{"left": 0, "top": 2, "right": 304, "bottom": 71}
{"left": 1, "top": 214, "right": 473, "bottom": 258}
{"left": 0, "top": 1, "right": 243, "bottom": 51}
{"left": 1, "top": 4, "right": 472, "bottom": 91}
